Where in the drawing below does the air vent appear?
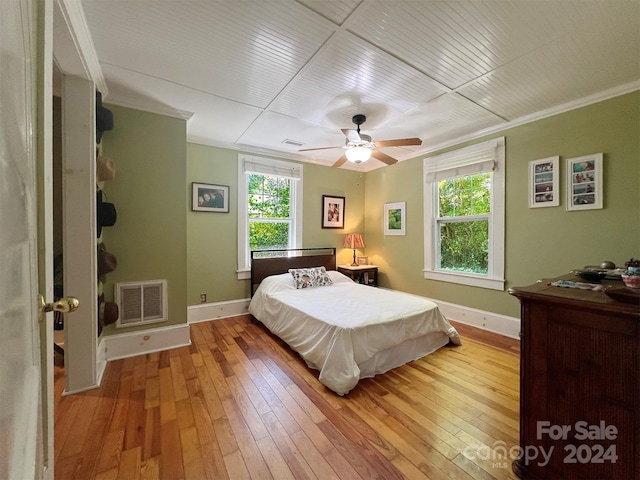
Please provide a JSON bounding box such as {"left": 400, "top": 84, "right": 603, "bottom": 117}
{"left": 282, "top": 139, "right": 303, "bottom": 147}
{"left": 115, "top": 279, "right": 167, "bottom": 328}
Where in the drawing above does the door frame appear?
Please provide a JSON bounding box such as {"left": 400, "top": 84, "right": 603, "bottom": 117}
{"left": 37, "top": 1, "right": 54, "bottom": 477}
{"left": 52, "top": 0, "right": 107, "bottom": 395}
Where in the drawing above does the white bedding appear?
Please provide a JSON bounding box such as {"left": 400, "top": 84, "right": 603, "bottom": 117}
{"left": 248, "top": 270, "right": 461, "bottom": 395}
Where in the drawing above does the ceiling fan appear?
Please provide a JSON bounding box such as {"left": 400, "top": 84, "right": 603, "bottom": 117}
{"left": 299, "top": 114, "right": 422, "bottom": 168}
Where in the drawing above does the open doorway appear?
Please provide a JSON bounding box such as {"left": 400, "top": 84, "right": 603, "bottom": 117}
{"left": 52, "top": 68, "right": 64, "bottom": 366}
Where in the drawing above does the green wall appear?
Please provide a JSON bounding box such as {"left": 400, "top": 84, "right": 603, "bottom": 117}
{"left": 102, "top": 91, "right": 639, "bottom": 331}
{"left": 99, "top": 105, "right": 188, "bottom": 334}
{"left": 365, "top": 91, "right": 640, "bottom": 317}
{"left": 186, "top": 145, "right": 364, "bottom": 305}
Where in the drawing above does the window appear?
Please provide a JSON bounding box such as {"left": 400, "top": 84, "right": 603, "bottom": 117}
{"left": 237, "top": 155, "right": 302, "bottom": 278}
{"left": 423, "top": 137, "right": 505, "bottom": 290}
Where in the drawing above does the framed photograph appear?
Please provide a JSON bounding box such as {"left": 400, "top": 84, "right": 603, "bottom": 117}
{"left": 192, "top": 182, "right": 230, "bottom": 212}
{"left": 384, "top": 202, "right": 406, "bottom": 235}
{"left": 566, "top": 153, "right": 603, "bottom": 211}
{"left": 529, "top": 156, "right": 559, "bottom": 208}
{"left": 322, "top": 195, "right": 345, "bottom": 229}
{"left": 357, "top": 256, "right": 368, "bottom": 265}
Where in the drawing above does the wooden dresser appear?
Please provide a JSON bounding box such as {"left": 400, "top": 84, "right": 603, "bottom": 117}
{"left": 509, "top": 275, "right": 639, "bottom": 479}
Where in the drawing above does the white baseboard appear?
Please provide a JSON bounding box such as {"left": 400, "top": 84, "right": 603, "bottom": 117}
{"left": 93, "top": 296, "right": 515, "bottom": 368}
{"left": 380, "top": 288, "right": 521, "bottom": 339}
{"left": 97, "top": 336, "right": 107, "bottom": 384}
{"left": 431, "top": 298, "right": 521, "bottom": 339}
{"left": 102, "top": 323, "right": 191, "bottom": 361}
{"left": 186, "top": 295, "right": 520, "bottom": 338}
{"left": 188, "top": 298, "right": 251, "bottom": 324}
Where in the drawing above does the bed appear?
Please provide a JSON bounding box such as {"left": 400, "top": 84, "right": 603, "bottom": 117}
{"left": 248, "top": 248, "right": 461, "bottom": 395}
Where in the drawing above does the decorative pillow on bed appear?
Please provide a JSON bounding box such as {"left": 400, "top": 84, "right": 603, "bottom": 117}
{"left": 288, "top": 266, "right": 333, "bottom": 289}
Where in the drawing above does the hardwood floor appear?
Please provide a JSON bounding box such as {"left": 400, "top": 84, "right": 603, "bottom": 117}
{"left": 54, "top": 316, "right": 520, "bottom": 480}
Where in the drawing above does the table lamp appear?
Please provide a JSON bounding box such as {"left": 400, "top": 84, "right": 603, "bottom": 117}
{"left": 344, "top": 233, "right": 365, "bottom": 266}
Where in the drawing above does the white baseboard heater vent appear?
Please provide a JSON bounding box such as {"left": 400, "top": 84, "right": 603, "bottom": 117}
{"left": 115, "top": 279, "right": 168, "bottom": 328}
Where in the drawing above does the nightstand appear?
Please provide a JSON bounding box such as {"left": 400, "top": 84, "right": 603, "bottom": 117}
{"left": 337, "top": 265, "right": 378, "bottom": 287}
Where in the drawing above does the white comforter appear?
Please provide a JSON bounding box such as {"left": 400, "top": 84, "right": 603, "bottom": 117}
{"left": 248, "top": 270, "right": 461, "bottom": 395}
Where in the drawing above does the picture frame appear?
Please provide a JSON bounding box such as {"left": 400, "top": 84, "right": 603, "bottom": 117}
{"left": 192, "top": 182, "right": 230, "bottom": 212}
{"left": 322, "top": 195, "right": 345, "bottom": 229}
{"left": 357, "top": 256, "right": 368, "bottom": 265}
{"left": 384, "top": 202, "right": 406, "bottom": 235}
{"left": 566, "top": 153, "right": 603, "bottom": 211}
{"left": 529, "top": 156, "right": 559, "bottom": 208}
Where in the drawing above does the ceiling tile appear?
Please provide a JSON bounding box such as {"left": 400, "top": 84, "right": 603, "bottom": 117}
{"left": 458, "top": 6, "right": 640, "bottom": 120}
{"left": 268, "top": 31, "right": 449, "bottom": 130}
{"left": 83, "top": 0, "right": 336, "bottom": 107}
{"left": 75, "top": 0, "right": 640, "bottom": 171}
{"left": 296, "top": 0, "right": 362, "bottom": 25}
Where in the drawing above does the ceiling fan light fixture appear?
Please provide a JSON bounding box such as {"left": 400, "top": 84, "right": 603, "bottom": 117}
{"left": 345, "top": 145, "right": 372, "bottom": 163}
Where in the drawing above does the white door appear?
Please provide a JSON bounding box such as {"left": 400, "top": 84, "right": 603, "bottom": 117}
{"left": 1, "top": 1, "right": 48, "bottom": 478}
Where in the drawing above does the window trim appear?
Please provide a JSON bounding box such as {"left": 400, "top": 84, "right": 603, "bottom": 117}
{"left": 423, "top": 137, "right": 505, "bottom": 290}
{"left": 237, "top": 155, "right": 303, "bottom": 279}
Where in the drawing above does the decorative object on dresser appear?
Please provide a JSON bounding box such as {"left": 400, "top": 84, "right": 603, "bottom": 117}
{"left": 509, "top": 274, "right": 639, "bottom": 480}
{"left": 384, "top": 201, "right": 406, "bottom": 235}
{"left": 343, "top": 232, "right": 365, "bottom": 266}
{"left": 322, "top": 194, "right": 345, "bottom": 229}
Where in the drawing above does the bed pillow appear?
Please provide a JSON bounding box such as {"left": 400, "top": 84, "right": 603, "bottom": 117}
{"left": 289, "top": 266, "right": 333, "bottom": 289}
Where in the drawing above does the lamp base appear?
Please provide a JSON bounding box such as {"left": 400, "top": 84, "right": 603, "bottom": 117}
{"left": 351, "top": 249, "right": 358, "bottom": 266}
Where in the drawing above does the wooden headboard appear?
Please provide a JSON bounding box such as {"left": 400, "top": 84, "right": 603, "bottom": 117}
{"left": 250, "top": 247, "right": 336, "bottom": 297}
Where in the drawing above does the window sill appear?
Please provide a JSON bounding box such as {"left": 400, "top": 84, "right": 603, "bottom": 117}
{"left": 423, "top": 269, "right": 504, "bottom": 290}
{"left": 237, "top": 269, "right": 250, "bottom": 280}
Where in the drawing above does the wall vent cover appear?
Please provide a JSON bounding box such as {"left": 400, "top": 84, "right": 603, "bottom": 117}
{"left": 115, "top": 279, "right": 168, "bottom": 328}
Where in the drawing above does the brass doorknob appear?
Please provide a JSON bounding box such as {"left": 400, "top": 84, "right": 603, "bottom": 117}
{"left": 39, "top": 295, "right": 79, "bottom": 323}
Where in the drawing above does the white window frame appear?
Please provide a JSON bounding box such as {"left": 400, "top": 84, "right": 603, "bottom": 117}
{"left": 423, "top": 137, "right": 505, "bottom": 290}
{"left": 237, "top": 155, "right": 303, "bottom": 279}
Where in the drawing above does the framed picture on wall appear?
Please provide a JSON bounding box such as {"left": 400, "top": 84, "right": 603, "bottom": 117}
{"left": 384, "top": 202, "right": 406, "bottom": 235}
{"left": 529, "top": 156, "right": 559, "bottom": 208}
{"left": 566, "top": 153, "right": 603, "bottom": 211}
{"left": 192, "top": 182, "right": 230, "bottom": 212}
{"left": 322, "top": 195, "right": 345, "bottom": 228}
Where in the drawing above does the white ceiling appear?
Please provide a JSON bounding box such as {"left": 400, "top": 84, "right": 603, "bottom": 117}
{"left": 78, "top": 0, "right": 640, "bottom": 171}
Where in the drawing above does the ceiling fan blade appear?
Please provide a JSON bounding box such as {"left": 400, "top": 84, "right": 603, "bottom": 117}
{"left": 332, "top": 154, "right": 348, "bottom": 168}
{"left": 298, "top": 145, "right": 342, "bottom": 152}
{"left": 374, "top": 137, "right": 422, "bottom": 148}
{"left": 341, "top": 128, "right": 361, "bottom": 143}
{"left": 371, "top": 149, "right": 398, "bottom": 165}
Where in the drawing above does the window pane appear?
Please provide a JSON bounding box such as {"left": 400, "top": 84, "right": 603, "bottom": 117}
{"left": 248, "top": 174, "right": 291, "bottom": 218}
{"left": 439, "top": 220, "right": 488, "bottom": 274}
{"left": 249, "top": 221, "right": 290, "bottom": 251}
{"left": 438, "top": 173, "right": 491, "bottom": 217}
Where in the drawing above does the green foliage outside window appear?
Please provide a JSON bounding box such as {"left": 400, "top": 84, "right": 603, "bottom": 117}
{"left": 438, "top": 173, "right": 491, "bottom": 274}
{"left": 439, "top": 220, "right": 489, "bottom": 273}
{"left": 248, "top": 174, "right": 291, "bottom": 252}
{"left": 249, "top": 221, "right": 289, "bottom": 252}
{"left": 248, "top": 174, "right": 290, "bottom": 218}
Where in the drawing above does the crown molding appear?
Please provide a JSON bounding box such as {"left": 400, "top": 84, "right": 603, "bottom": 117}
{"left": 413, "top": 81, "right": 640, "bottom": 160}
{"left": 54, "top": 0, "right": 107, "bottom": 95}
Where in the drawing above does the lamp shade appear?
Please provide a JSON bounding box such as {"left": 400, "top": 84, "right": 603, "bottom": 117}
{"left": 344, "top": 233, "right": 365, "bottom": 249}
{"left": 345, "top": 146, "right": 372, "bottom": 163}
